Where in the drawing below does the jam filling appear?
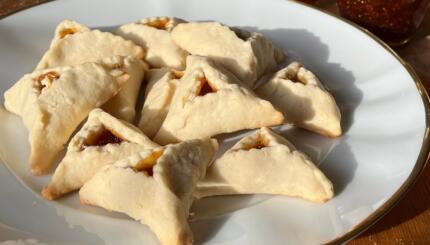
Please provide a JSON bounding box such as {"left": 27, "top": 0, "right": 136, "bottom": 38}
{"left": 280, "top": 70, "right": 301, "bottom": 84}
{"left": 145, "top": 19, "right": 169, "bottom": 30}
{"left": 83, "top": 129, "right": 124, "bottom": 147}
{"left": 133, "top": 150, "right": 164, "bottom": 176}
{"left": 171, "top": 70, "right": 184, "bottom": 79}
{"left": 243, "top": 136, "right": 269, "bottom": 150}
{"left": 252, "top": 141, "right": 268, "bottom": 149}
{"left": 34, "top": 71, "right": 60, "bottom": 91}
{"left": 289, "top": 76, "right": 301, "bottom": 84}
{"left": 59, "top": 28, "right": 77, "bottom": 39}
{"left": 112, "top": 62, "right": 125, "bottom": 71}
{"left": 197, "top": 77, "right": 217, "bottom": 96}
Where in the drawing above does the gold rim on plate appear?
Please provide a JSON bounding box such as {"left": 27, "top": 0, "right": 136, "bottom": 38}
{"left": 290, "top": 1, "right": 430, "bottom": 244}
{"left": 1, "top": 1, "right": 429, "bottom": 244}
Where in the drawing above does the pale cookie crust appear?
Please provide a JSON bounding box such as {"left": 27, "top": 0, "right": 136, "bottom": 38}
{"left": 138, "top": 68, "right": 183, "bottom": 138}
{"left": 37, "top": 20, "right": 147, "bottom": 122}
{"left": 195, "top": 127, "right": 334, "bottom": 203}
{"left": 153, "top": 55, "right": 284, "bottom": 145}
{"left": 100, "top": 56, "right": 147, "bottom": 122}
{"left": 4, "top": 57, "right": 130, "bottom": 175}
{"left": 42, "top": 108, "right": 158, "bottom": 200}
{"left": 49, "top": 20, "right": 90, "bottom": 47}
{"left": 115, "top": 17, "right": 188, "bottom": 69}
{"left": 79, "top": 138, "right": 218, "bottom": 245}
{"left": 35, "top": 21, "right": 144, "bottom": 70}
{"left": 256, "top": 62, "right": 342, "bottom": 137}
{"left": 171, "top": 22, "right": 284, "bottom": 87}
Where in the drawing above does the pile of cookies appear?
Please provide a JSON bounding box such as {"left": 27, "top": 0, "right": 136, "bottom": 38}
{"left": 3, "top": 17, "right": 341, "bottom": 245}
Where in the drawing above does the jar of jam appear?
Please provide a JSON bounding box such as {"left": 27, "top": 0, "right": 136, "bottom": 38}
{"left": 337, "top": 0, "right": 430, "bottom": 46}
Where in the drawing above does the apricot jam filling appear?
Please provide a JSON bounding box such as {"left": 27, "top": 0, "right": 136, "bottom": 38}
{"left": 59, "top": 28, "right": 77, "bottom": 39}
{"left": 34, "top": 71, "right": 60, "bottom": 91}
{"left": 133, "top": 150, "right": 164, "bottom": 176}
{"left": 243, "top": 136, "right": 269, "bottom": 150}
{"left": 171, "top": 70, "right": 184, "bottom": 79}
{"left": 144, "top": 19, "right": 169, "bottom": 30}
{"left": 83, "top": 128, "right": 125, "bottom": 148}
{"left": 197, "top": 77, "right": 217, "bottom": 96}
{"left": 280, "top": 70, "right": 302, "bottom": 84}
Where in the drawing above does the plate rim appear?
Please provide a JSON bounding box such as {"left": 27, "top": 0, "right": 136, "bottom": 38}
{"left": 0, "top": 0, "right": 429, "bottom": 244}
{"left": 290, "top": 1, "right": 430, "bottom": 244}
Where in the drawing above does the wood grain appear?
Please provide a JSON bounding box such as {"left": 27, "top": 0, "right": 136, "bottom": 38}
{"left": 1, "top": 0, "right": 430, "bottom": 244}
{"left": 350, "top": 164, "right": 430, "bottom": 244}
{"left": 0, "top": 0, "right": 47, "bottom": 18}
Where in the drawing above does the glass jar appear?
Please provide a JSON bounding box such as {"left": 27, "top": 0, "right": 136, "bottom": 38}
{"left": 337, "top": 0, "right": 430, "bottom": 46}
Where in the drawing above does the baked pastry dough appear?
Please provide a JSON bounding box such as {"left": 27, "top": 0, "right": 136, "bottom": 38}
{"left": 115, "top": 17, "right": 188, "bottom": 69}
{"left": 42, "top": 108, "right": 158, "bottom": 200}
{"left": 3, "top": 58, "right": 129, "bottom": 175}
{"left": 100, "top": 56, "right": 147, "bottom": 122}
{"left": 153, "top": 55, "right": 284, "bottom": 145}
{"left": 79, "top": 138, "right": 218, "bottom": 245}
{"left": 256, "top": 62, "right": 342, "bottom": 137}
{"left": 171, "top": 22, "right": 284, "bottom": 87}
{"left": 138, "top": 68, "right": 183, "bottom": 138}
{"left": 195, "top": 127, "right": 334, "bottom": 203}
{"left": 49, "top": 20, "right": 90, "bottom": 46}
{"left": 35, "top": 21, "right": 144, "bottom": 70}
{"left": 36, "top": 20, "right": 147, "bottom": 122}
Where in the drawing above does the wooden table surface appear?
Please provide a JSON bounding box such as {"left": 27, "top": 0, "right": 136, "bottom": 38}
{"left": 1, "top": 0, "right": 429, "bottom": 244}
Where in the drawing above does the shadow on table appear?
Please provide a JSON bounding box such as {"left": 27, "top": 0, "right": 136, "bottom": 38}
{"left": 411, "top": 9, "right": 430, "bottom": 43}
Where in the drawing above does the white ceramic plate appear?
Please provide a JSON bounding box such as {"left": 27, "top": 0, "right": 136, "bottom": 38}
{"left": 0, "top": 0, "right": 429, "bottom": 244}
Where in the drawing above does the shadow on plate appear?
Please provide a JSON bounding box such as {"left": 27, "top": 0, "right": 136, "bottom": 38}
{"left": 191, "top": 215, "right": 230, "bottom": 244}
{"left": 277, "top": 126, "right": 358, "bottom": 196}
{"left": 89, "top": 25, "right": 363, "bottom": 240}
{"left": 242, "top": 27, "right": 363, "bottom": 133}
{"left": 191, "top": 194, "right": 270, "bottom": 244}
{"left": 243, "top": 27, "right": 362, "bottom": 195}
{"left": 0, "top": 23, "right": 365, "bottom": 243}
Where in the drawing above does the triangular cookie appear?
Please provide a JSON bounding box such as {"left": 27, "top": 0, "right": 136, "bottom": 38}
{"left": 48, "top": 20, "right": 90, "bottom": 47}
{"left": 42, "top": 108, "right": 159, "bottom": 200}
{"left": 79, "top": 138, "right": 218, "bottom": 245}
{"left": 171, "top": 22, "right": 284, "bottom": 87}
{"left": 195, "top": 127, "right": 334, "bottom": 203}
{"left": 35, "top": 20, "right": 147, "bottom": 122}
{"left": 115, "top": 17, "right": 188, "bottom": 69}
{"left": 36, "top": 20, "right": 144, "bottom": 70}
{"left": 256, "top": 62, "right": 342, "bottom": 137}
{"left": 153, "top": 55, "right": 284, "bottom": 145}
{"left": 138, "top": 68, "right": 183, "bottom": 138}
{"left": 3, "top": 57, "right": 129, "bottom": 175}
{"left": 100, "top": 56, "right": 147, "bottom": 122}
